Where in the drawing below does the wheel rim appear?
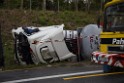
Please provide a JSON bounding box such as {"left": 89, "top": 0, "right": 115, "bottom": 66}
{"left": 30, "top": 51, "right": 39, "bottom": 65}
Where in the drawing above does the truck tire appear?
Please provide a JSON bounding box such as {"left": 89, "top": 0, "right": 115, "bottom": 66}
{"left": 103, "top": 65, "right": 112, "bottom": 73}
{"left": 14, "top": 38, "right": 27, "bottom": 65}
{"left": 30, "top": 50, "right": 40, "bottom": 65}
{"left": 14, "top": 34, "right": 34, "bottom": 65}
{"left": 103, "top": 64, "right": 124, "bottom": 73}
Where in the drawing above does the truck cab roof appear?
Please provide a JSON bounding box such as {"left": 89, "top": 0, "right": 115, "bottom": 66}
{"left": 105, "top": 0, "right": 124, "bottom": 9}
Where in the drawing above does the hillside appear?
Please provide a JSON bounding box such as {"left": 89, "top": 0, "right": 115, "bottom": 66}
{"left": 0, "top": 9, "right": 98, "bottom": 69}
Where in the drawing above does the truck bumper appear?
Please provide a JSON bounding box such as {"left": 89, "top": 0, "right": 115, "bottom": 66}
{"left": 92, "top": 51, "right": 124, "bottom": 68}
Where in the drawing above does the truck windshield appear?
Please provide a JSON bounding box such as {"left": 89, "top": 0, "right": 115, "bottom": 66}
{"left": 106, "top": 3, "right": 124, "bottom": 31}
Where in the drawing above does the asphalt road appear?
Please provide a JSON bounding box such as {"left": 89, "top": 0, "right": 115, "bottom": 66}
{"left": 0, "top": 64, "right": 124, "bottom": 83}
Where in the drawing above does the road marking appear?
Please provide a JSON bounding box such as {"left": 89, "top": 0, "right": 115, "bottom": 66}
{"left": 63, "top": 71, "right": 124, "bottom": 80}
{"left": 2, "top": 70, "right": 102, "bottom": 83}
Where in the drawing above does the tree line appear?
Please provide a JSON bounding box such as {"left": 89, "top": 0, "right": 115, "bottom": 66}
{"left": 0, "top": 0, "right": 112, "bottom": 12}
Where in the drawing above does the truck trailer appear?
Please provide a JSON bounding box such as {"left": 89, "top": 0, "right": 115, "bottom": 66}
{"left": 12, "top": 24, "right": 101, "bottom": 65}
{"left": 92, "top": 0, "right": 124, "bottom": 72}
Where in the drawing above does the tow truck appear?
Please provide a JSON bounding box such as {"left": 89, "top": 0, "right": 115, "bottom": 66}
{"left": 92, "top": 0, "right": 124, "bottom": 72}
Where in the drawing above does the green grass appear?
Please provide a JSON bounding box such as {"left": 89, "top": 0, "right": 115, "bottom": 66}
{"left": 37, "top": 11, "right": 97, "bottom": 29}
{"left": 0, "top": 9, "right": 98, "bottom": 70}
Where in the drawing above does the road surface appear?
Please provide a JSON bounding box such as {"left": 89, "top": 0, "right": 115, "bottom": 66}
{"left": 0, "top": 63, "right": 124, "bottom": 83}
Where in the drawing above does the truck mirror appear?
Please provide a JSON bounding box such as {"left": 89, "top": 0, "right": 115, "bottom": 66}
{"left": 97, "top": 16, "right": 101, "bottom": 28}
{"left": 97, "top": 15, "right": 103, "bottom": 28}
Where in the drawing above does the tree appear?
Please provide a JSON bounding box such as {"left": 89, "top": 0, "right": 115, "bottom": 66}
{"left": 30, "top": 0, "right": 32, "bottom": 11}
{"left": 83, "top": 0, "right": 92, "bottom": 12}
{"left": 20, "top": 0, "right": 23, "bottom": 9}
{"left": 54, "top": 0, "right": 60, "bottom": 12}
{"left": 74, "top": 0, "right": 78, "bottom": 11}
{"left": 0, "top": 0, "right": 4, "bottom": 7}
{"left": 57, "top": 0, "right": 60, "bottom": 12}
{"left": 42, "top": 0, "right": 46, "bottom": 11}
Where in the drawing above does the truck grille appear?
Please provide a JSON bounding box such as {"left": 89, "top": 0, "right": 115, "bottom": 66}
{"left": 108, "top": 46, "right": 124, "bottom": 53}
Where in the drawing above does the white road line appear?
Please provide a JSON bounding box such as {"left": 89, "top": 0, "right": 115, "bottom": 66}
{"left": 2, "top": 70, "right": 102, "bottom": 83}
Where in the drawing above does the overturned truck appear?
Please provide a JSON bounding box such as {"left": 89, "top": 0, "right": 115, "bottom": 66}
{"left": 12, "top": 24, "right": 101, "bottom": 65}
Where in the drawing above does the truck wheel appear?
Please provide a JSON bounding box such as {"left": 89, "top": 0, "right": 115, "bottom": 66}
{"left": 111, "top": 67, "right": 124, "bottom": 72}
{"left": 14, "top": 38, "right": 27, "bottom": 65}
{"left": 103, "top": 64, "right": 112, "bottom": 73}
{"left": 103, "top": 65, "right": 124, "bottom": 73}
{"left": 30, "top": 50, "right": 40, "bottom": 65}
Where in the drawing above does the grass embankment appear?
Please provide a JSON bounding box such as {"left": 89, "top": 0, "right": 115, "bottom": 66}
{"left": 0, "top": 9, "right": 97, "bottom": 70}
